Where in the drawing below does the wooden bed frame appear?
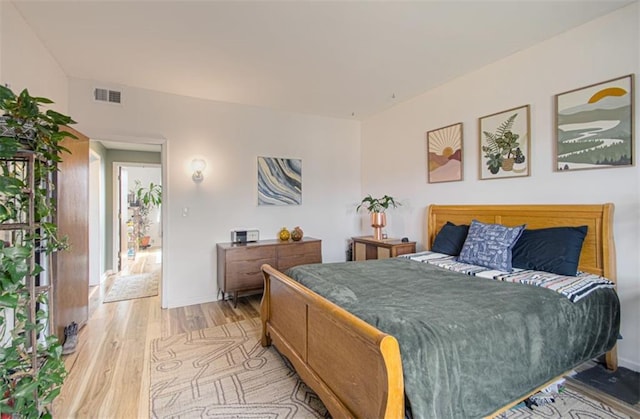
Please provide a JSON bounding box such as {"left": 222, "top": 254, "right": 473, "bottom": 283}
{"left": 260, "top": 204, "right": 618, "bottom": 418}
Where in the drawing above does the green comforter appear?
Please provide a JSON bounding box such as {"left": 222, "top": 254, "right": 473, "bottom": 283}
{"left": 286, "top": 258, "right": 620, "bottom": 418}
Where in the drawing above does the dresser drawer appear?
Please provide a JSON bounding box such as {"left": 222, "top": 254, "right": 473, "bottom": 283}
{"left": 225, "top": 246, "right": 275, "bottom": 262}
{"left": 277, "top": 241, "right": 321, "bottom": 268}
{"left": 277, "top": 241, "right": 320, "bottom": 257}
{"left": 277, "top": 242, "right": 322, "bottom": 271}
{"left": 225, "top": 266, "right": 266, "bottom": 290}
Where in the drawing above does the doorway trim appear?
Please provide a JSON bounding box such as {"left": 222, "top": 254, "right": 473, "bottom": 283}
{"left": 96, "top": 134, "right": 168, "bottom": 308}
{"left": 89, "top": 149, "right": 104, "bottom": 286}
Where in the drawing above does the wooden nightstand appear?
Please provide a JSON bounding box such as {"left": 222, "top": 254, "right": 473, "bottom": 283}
{"left": 351, "top": 236, "right": 416, "bottom": 261}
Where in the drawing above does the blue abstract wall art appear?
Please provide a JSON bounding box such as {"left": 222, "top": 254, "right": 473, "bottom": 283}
{"left": 257, "top": 157, "right": 302, "bottom": 205}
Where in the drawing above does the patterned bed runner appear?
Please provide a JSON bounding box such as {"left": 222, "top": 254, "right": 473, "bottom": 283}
{"left": 402, "top": 251, "right": 614, "bottom": 302}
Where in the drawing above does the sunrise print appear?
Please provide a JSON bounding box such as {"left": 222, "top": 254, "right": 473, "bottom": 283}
{"left": 427, "top": 122, "right": 463, "bottom": 183}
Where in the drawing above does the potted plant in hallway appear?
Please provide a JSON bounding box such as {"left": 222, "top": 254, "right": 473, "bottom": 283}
{"left": 0, "top": 85, "right": 74, "bottom": 417}
{"left": 356, "top": 194, "right": 400, "bottom": 240}
{"left": 131, "top": 180, "right": 162, "bottom": 249}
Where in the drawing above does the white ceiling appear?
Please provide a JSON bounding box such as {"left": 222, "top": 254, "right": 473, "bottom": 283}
{"left": 12, "top": 0, "right": 632, "bottom": 120}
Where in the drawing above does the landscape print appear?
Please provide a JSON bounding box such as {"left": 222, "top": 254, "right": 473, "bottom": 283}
{"left": 427, "top": 123, "right": 463, "bottom": 183}
{"left": 257, "top": 156, "right": 302, "bottom": 205}
{"left": 555, "top": 74, "right": 634, "bottom": 171}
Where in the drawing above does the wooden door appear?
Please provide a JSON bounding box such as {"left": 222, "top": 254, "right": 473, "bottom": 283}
{"left": 53, "top": 127, "right": 90, "bottom": 339}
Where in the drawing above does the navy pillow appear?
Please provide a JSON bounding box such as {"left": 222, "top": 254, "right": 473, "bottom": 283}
{"left": 512, "top": 226, "right": 588, "bottom": 276}
{"left": 458, "top": 220, "right": 525, "bottom": 272}
{"left": 431, "top": 222, "right": 469, "bottom": 255}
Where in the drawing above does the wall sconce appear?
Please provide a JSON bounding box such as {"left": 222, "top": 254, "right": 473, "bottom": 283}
{"left": 191, "top": 158, "right": 206, "bottom": 182}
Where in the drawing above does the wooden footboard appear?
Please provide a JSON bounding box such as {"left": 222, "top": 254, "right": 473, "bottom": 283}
{"left": 260, "top": 264, "right": 404, "bottom": 418}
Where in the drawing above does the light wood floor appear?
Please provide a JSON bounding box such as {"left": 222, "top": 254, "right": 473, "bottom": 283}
{"left": 53, "top": 248, "right": 261, "bottom": 418}
{"left": 54, "top": 248, "right": 638, "bottom": 418}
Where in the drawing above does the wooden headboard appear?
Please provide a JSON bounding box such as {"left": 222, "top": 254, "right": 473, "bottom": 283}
{"left": 426, "top": 204, "right": 616, "bottom": 282}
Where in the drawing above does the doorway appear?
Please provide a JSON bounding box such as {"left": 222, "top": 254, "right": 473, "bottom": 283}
{"left": 90, "top": 137, "right": 167, "bottom": 308}
{"left": 114, "top": 163, "right": 162, "bottom": 275}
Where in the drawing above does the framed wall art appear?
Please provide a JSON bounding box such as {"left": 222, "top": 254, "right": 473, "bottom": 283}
{"left": 478, "top": 105, "right": 530, "bottom": 180}
{"left": 554, "top": 74, "right": 634, "bottom": 172}
{"left": 426, "top": 122, "right": 463, "bottom": 183}
{"left": 257, "top": 156, "right": 302, "bottom": 205}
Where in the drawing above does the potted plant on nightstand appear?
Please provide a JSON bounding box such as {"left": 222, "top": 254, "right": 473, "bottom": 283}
{"left": 356, "top": 194, "right": 400, "bottom": 240}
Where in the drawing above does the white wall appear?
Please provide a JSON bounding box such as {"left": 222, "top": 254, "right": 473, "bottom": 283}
{"left": 0, "top": 2, "right": 68, "bottom": 112}
{"left": 0, "top": 2, "right": 3, "bottom": 83}
{"left": 0, "top": 0, "right": 70, "bottom": 347}
{"left": 68, "top": 80, "right": 362, "bottom": 308}
{"left": 361, "top": 4, "right": 639, "bottom": 370}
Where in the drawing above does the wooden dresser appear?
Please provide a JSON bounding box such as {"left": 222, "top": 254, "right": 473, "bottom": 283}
{"left": 352, "top": 236, "right": 416, "bottom": 261}
{"left": 217, "top": 237, "right": 322, "bottom": 306}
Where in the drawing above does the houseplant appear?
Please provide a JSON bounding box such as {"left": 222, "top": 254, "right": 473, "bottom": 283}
{"left": 0, "top": 85, "right": 75, "bottom": 417}
{"left": 356, "top": 195, "right": 400, "bottom": 240}
{"left": 131, "top": 180, "right": 162, "bottom": 249}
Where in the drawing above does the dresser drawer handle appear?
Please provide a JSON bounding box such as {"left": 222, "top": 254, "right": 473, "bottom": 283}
{"left": 243, "top": 271, "right": 261, "bottom": 276}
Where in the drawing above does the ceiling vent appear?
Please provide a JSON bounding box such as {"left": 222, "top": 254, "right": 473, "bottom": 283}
{"left": 94, "top": 87, "right": 122, "bottom": 104}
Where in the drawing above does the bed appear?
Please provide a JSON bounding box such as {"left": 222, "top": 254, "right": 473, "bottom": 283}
{"left": 259, "top": 204, "right": 620, "bottom": 418}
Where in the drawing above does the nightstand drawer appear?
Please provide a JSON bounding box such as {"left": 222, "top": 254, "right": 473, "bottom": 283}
{"left": 352, "top": 236, "right": 416, "bottom": 261}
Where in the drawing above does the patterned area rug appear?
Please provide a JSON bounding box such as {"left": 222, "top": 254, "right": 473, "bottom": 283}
{"left": 150, "top": 319, "right": 630, "bottom": 419}
{"left": 150, "top": 319, "right": 328, "bottom": 418}
{"left": 103, "top": 272, "right": 159, "bottom": 303}
{"left": 502, "top": 389, "right": 632, "bottom": 418}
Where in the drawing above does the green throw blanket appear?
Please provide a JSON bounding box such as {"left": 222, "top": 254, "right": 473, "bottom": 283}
{"left": 286, "top": 258, "right": 620, "bottom": 418}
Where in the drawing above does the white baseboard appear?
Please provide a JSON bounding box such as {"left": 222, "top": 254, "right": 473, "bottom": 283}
{"left": 165, "top": 293, "right": 218, "bottom": 309}
{"left": 619, "top": 357, "right": 640, "bottom": 372}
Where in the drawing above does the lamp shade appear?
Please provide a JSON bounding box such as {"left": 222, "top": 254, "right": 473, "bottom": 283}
{"left": 191, "top": 158, "right": 206, "bottom": 182}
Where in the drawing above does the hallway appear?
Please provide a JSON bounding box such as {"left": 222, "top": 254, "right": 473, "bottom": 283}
{"left": 53, "top": 248, "right": 261, "bottom": 418}
{"left": 56, "top": 248, "right": 162, "bottom": 417}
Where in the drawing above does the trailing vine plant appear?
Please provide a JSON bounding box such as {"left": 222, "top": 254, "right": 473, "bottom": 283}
{"left": 0, "top": 85, "right": 76, "bottom": 418}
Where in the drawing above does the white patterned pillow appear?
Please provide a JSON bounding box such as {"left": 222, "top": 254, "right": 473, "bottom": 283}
{"left": 458, "top": 220, "right": 525, "bottom": 272}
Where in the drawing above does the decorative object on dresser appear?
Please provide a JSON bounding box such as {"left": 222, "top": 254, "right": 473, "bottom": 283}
{"left": 554, "top": 74, "right": 634, "bottom": 172}
{"left": 479, "top": 104, "right": 530, "bottom": 179}
{"left": 356, "top": 194, "right": 400, "bottom": 240}
{"left": 291, "top": 226, "right": 303, "bottom": 241}
{"left": 426, "top": 122, "right": 463, "bottom": 183}
{"left": 278, "top": 227, "right": 290, "bottom": 241}
{"left": 351, "top": 236, "right": 416, "bottom": 261}
{"left": 216, "top": 238, "right": 321, "bottom": 307}
{"left": 230, "top": 228, "right": 259, "bottom": 243}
